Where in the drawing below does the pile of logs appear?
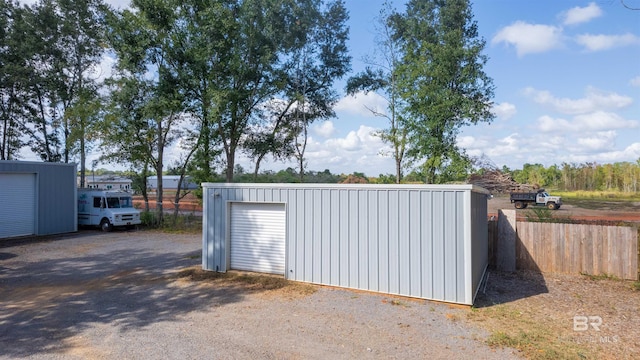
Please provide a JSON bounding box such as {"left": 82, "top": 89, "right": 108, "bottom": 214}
{"left": 467, "top": 170, "right": 535, "bottom": 194}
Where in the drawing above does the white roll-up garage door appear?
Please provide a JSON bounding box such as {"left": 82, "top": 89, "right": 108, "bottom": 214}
{"left": 0, "top": 173, "right": 36, "bottom": 238}
{"left": 230, "top": 202, "right": 286, "bottom": 275}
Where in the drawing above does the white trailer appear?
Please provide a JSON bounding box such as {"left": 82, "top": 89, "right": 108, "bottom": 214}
{"left": 78, "top": 189, "right": 141, "bottom": 231}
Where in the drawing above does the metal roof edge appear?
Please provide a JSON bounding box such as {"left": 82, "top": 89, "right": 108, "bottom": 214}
{"left": 0, "top": 160, "right": 77, "bottom": 168}
{"left": 201, "top": 182, "right": 490, "bottom": 193}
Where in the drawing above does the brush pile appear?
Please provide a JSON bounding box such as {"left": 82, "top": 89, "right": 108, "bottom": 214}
{"left": 467, "top": 170, "right": 535, "bottom": 194}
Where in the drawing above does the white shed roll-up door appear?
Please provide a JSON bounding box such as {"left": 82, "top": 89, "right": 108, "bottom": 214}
{"left": 230, "top": 202, "right": 286, "bottom": 275}
{"left": 0, "top": 173, "right": 36, "bottom": 238}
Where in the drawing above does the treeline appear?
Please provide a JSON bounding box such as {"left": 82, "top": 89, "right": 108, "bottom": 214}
{"left": 503, "top": 161, "right": 640, "bottom": 193}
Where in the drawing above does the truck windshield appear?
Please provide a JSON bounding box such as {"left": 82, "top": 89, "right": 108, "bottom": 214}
{"left": 106, "top": 197, "right": 121, "bottom": 208}
{"left": 119, "top": 197, "right": 133, "bottom": 208}
{"left": 105, "top": 196, "right": 134, "bottom": 208}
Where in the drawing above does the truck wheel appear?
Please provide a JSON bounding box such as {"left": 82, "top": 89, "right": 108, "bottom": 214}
{"left": 547, "top": 203, "right": 556, "bottom": 210}
{"left": 100, "top": 219, "right": 112, "bottom": 232}
{"left": 514, "top": 201, "right": 524, "bottom": 209}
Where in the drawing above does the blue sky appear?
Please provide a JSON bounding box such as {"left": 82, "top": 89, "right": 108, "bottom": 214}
{"left": 313, "top": 0, "right": 640, "bottom": 175}
{"left": 18, "top": 0, "right": 640, "bottom": 176}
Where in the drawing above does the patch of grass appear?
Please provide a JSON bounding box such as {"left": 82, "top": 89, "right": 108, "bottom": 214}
{"left": 471, "top": 306, "right": 592, "bottom": 360}
{"left": 633, "top": 281, "right": 640, "bottom": 291}
{"left": 390, "top": 299, "right": 410, "bottom": 307}
{"left": 554, "top": 190, "right": 640, "bottom": 201}
{"left": 139, "top": 212, "right": 202, "bottom": 234}
{"left": 487, "top": 331, "right": 572, "bottom": 359}
{"left": 524, "top": 207, "right": 575, "bottom": 224}
{"left": 175, "top": 267, "right": 317, "bottom": 295}
{"left": 580, "top": 272, "right": 621, "bottom": 281}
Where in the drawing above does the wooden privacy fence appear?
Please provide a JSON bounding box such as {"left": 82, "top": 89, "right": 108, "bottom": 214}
{"left": 489, "top": 215, "right": 639, "bottom": 280}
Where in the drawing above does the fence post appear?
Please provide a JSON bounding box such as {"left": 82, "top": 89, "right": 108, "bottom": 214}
{"left": 497, "top": 209, "right": 517, "bottom": 272}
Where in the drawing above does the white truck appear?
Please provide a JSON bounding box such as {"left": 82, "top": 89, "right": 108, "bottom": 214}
{"left": 510, "top": 189, "right": 562, "bottom": 210}
{"left": 78, "top": 189, "right": 141, "bottom": 231}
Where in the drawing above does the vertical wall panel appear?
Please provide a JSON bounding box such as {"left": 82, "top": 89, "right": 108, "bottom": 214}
{"left": 421, "top": 191, "right": 434, "bottom": 299}
{"left": 409, "top": 191, "right": 422, "bottom": 297}
{"left": 339, "top": 190, "right": 349, "bottom": 286}
{"left": 348, "top": 190, "right": 359, "bottom": 288}
{"left": 329, "top": 190, "right": 340, "bottom": 285}
{"left": 377, "top": 191, "right": 389, "bottom": 293}
{"left": 368, "top": 191, "right": 379, "bottom": 292}
{"left": 358, "top": 191, "right": 369, "bottom": 290}
{"left": 398, "top": 191, "right": 410, "bottom": 296}
{"left": 432, "top": 191, "right": 445, "bottom": 301}
{"left": 388, "top": 191, "right": 399, "bottom": 294}
{"left": 320, "top": 190, "right": 331, "bottom": 284}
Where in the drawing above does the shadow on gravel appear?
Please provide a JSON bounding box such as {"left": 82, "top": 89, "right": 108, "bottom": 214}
{"left": 473, "top": 270, "right": 549, "bottom": 308}
{"left": 0, "top": 228, "right": 133, "bottom": 249}
{"left": 0, "top": 243, "right": 252, "bottom": 358}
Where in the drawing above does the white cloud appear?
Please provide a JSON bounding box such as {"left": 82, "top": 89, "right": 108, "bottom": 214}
{"left": 565, "top": 142, "right": 640, "bottom": 164}
{"left": 575, "top": 33, "right": 640, "bottom": 51}
{"left": 492, "top": 21, "right": 563, "bottom": 57}
{"left": 300, "top": 125, "right": 393, "bottom": 174}
{"left": 561, "top": 2, "right": 602, "bottom": 25}
{"left": 537, "top": 115, "right": 572, "bottom": 132}
{"left": 492, "top": 102, "right": 517, "bottom": 120}
{"left": 325, "top": 131, "right": 363, "bottom": 151}
{"left": 631, "top": 76, "right": 640, "bottom": 87}
{"left": 576, "top": 131, "right": 616, "bottom": 151}
{"left": 573, "top": 111, "right": 638, "bottom": 130}
{"left": 335, "top": 92, "right": 387, "bottom": 117}
{"left": 523, "top": 87, "right": 634, "bottom": 115}
{"left": 313, "top": 121, "right": 337, "bottom": 138}
{"left": 537, "top": 112, "right": 637, "bottom": 133}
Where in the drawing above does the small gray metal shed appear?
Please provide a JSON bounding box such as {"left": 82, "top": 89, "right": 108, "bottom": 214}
{"left": 201, "top": 183, "right": 489, "bottom": 305}
{"left": 0, "top": 160, "right": 77, "bottom": 239}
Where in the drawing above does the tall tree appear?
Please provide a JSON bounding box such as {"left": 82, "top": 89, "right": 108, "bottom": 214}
{"left": 0, "top": 0, "right": 106, "bottom": 172}
{"left": 105, "top": 1, "right": 186, "bottom": 223}
{"left": 392, "top": 0, "right": 495, "bottom": 183}
{"left": 347, "top": 1, "right": 406, "bottom": 183}
{"left": 20, "top": 0, "right": 64, "bottom": 162}
{"left": 0, "top": 0, "right": 29, "bottom": 160}
{"left": 168, "top": 0, "right": 349, "bottom": 183}
{"left": 56, "top": 0, "right": 106, "bottom": 187}
{"left": 286, "top": 0, "right": 350, "bottom": 181}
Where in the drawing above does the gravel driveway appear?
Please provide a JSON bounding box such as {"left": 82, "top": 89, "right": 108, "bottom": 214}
{"left": 0, "top": 230, "right": 519, "bottom": 359}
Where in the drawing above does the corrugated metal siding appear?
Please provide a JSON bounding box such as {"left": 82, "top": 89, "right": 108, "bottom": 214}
{"left": 202, "top": 184, "right": 488, "bottom": 305}
{"left": 0, "top": 161, "right": 77, "bottom": 237}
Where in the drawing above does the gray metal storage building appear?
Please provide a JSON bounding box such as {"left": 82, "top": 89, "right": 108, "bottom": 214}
{"left": 0, "top": 161, "right": 77, "bottom": 239}
{"left": 202, "top": 183, "right": 489, "bottom": 305}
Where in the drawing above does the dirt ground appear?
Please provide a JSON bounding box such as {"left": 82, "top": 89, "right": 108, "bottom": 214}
{"left": 488, "top": 195, "right": 640, "bottom": 223}
{"left": 471, "top": 270, "right": 640, "bottom": 359}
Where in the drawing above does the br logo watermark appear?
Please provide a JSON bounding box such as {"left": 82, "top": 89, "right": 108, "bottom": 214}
{"left": 571, "top": 315, "right": 620, "bottom": 344}
{"left": 573, "top": 315, "right": 602, "bottom": 331}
